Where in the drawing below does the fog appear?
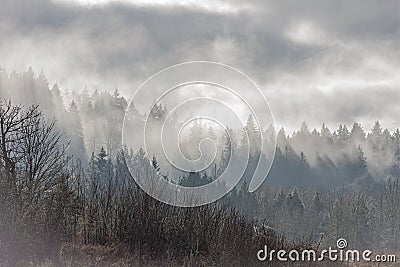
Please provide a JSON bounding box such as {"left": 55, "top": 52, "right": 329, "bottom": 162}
{"left": 1, "top": 0, "right": 400, "bottom": 131}
{"left": 2, "top": 1, "right": 400, "bottom": 266}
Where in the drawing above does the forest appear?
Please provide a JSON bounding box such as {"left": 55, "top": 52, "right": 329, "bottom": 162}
{"left": 0, "top": 67, "right": 399, "bottom": 266}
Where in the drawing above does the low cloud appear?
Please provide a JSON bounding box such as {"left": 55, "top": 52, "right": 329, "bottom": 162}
{"left": 1, "top": 0, "right": 400, "bottom": 130}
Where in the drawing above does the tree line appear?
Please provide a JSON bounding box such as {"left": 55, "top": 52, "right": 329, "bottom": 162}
{"left": 1, "top": 67, "right": 400, "bottom": 266}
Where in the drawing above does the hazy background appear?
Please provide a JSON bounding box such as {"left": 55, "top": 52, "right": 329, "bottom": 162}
{"left": 1, "top": 0, "right": 400, "bottom": 132}
{"left": 2, "top": 3, "right": 400, "bottom": 265}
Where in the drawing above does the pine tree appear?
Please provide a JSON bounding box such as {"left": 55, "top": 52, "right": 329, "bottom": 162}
{"left": 336, "top": 124, "right": 350, "bottom": 143}
{"left": 371, "top": 121, "right": 382, "bottom": 136}
{"left": 96, "top": 147, "right": 112, "bottom": 184}
{"left": 149, "top": 102, "right": 167, "bottom": 123}
{"left": 115, "top": 148, "right": 132, "bottom": 184}
{"left": 218, "top": 131, "right": 232, "bottom": 175}
{"left": 51, "top": 83, "right": 63, "bottom": 104}
{"left": 67, "top": 100, "right": 85, "bottom": 160}
{"left": 369, "top": 121, "right": 384, "bottom": 151}
{"left": 350, "top": 122, "right": 366, "bottom": 142}
{"left": 240, "top": 114, "right": 261, "bottom": 156}
{"left": 151, "top": 154, "right": 160, "bottom": 173}
{"left": 300, "top": 121, "right": 309, "bottom": 134}
{"left": 276, "top": 127, "right": 288, "bottom": 147}
{"left": 284, "top": 145, "right": 289, "bottom": 160}
{"left": 286, "top": 188, "right": 304, "bottom": 215}
{"left": 352, "top": 145, "right": 368, "bottom": 179}
{"left": 179, "top": 172, "right": 208, "bottom": 187}
{"left": 393, "top": 129, "right": 400, "bottom": 174}
{"left": 351, "top": 194, "right": 371, "bottom": 248}
{"left": 382, "top": 128, "right": 392, "bottom": 146}
{"left": 300, "top": 151, "right": 307, "bottom": 165}
{"left": 112, "top": 86, "right": 127, "bottom": 111}
{"left": 321, "top": 123, "right": 333, "bottom": 144}
{"left": 313, "top": 192, "right": 324, "bottom": 215}
{"left": 88, "top": 152, "right": 97, "bottom": 179}
{"left": 275, "top": 189, "right": 286, "bottom": 209}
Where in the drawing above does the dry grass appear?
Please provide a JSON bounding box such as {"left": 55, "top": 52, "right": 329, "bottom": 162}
{"left": 30, "top": 243, "right": 245, "bottom": 267}
{"left": 21, "top": 243, "right": 370, "bottom": 267}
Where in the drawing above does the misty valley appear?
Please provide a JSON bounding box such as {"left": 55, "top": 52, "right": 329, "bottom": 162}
{"left": 2, "top": 0, "right": 400, "bottom": 265}
{"left": 0, "top": 68, "right": 399, "bottom": 266}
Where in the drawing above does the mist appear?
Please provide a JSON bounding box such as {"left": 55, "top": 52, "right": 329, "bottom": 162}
{"left": 1, "top": 0, "right": 400, "bottom": 265}
{"left": 1, "top": 0, "right": 400, "bottom": 131}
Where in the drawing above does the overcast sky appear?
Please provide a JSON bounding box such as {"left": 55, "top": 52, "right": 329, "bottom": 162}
{"left": 1, "top": 0, "right": 400, "bottom": 131}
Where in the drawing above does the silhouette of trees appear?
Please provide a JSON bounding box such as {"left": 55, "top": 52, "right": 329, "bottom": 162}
{"left": 2, "top": 68, "right": 400, "bottom": 265}
{"left": 0, "top": 100, "right": 72, "bottom": 264}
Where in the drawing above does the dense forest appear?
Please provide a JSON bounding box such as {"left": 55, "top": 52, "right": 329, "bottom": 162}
{"left": 0, "top": 67, "right": 399, "bottom": 266}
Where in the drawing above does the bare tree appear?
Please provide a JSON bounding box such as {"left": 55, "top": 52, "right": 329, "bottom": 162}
{"left": 0, "top": 99, "right": 73, "bottom": 265}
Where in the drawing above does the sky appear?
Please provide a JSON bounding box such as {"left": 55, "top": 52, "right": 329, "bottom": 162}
{"left": 1, "top": 0, "right": 400, "bottom": 132}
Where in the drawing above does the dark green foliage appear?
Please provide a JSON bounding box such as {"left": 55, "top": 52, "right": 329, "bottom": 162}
{"left": 179, "top": 171, "right": 212, "bottom": 187}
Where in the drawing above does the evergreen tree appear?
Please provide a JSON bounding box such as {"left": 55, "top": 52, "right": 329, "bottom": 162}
{"left": 51, "top": 83, "right": 64, "bottom": 106}
{"left": 286, "top": 188, "right": 304, "bottom": 216}
{"left": 112, "top": 86, "right": 127, "bottom": 112}
{"left": 239, "top": 114, "right": 261, "bottom": 156}
{"left": 321, "top": 123, "right": 331, "bottom": 137}
{"left": 312, "top": 192, "right": 324, "bottom": 215}
{"left": 95, "top": 147, "right": 113, "bottom": 183}
{"left": 276, "top": 127, "right": 288, "bottom": 147}
{"left": 300, "top": 151, "right": 307, "bottom": 165}
{"left": 393, "top": 129, "right": 400, "bottom": 174}
{"left": 179, "top": 172, "right": 211, "bottom": 187}
{"left": 352, "top": 145, "right": 368, "bottom": 179}
{"left": 300, "top": 121, "right": 309, "bottom": 134}
{"left": 371, "top": 121, "right": 382, "bottom": 136}
{"left": 151, "top": 154, "right": 160, "bottom": 173}
{"left": 218, "top": 131, "right": 232, "bottom": 176}
{"left": 351, "top": 195, "right": 372, "bottom": 248}
{"left": 88, "top": 152, "right": 98, "bottom": 181}
{"left": 115, "top": 148, "right": 133, "bottom": 184}
{"left": 67, "top": 100, "right": 85, "bottom": 160}
{"left": 350, "top": 122, "right": 366, "bottom": 142}
{"left": 149, "top": 102, "right": 167, "bottom": 123}
{"left": 284, "top": 145, "right": 289, "bottom": 160}
{"left": 275, "top": 189, "right": 286, "bottom": 210}
{"left": 336, "top": 124, "right": 350, "bottom": 144}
